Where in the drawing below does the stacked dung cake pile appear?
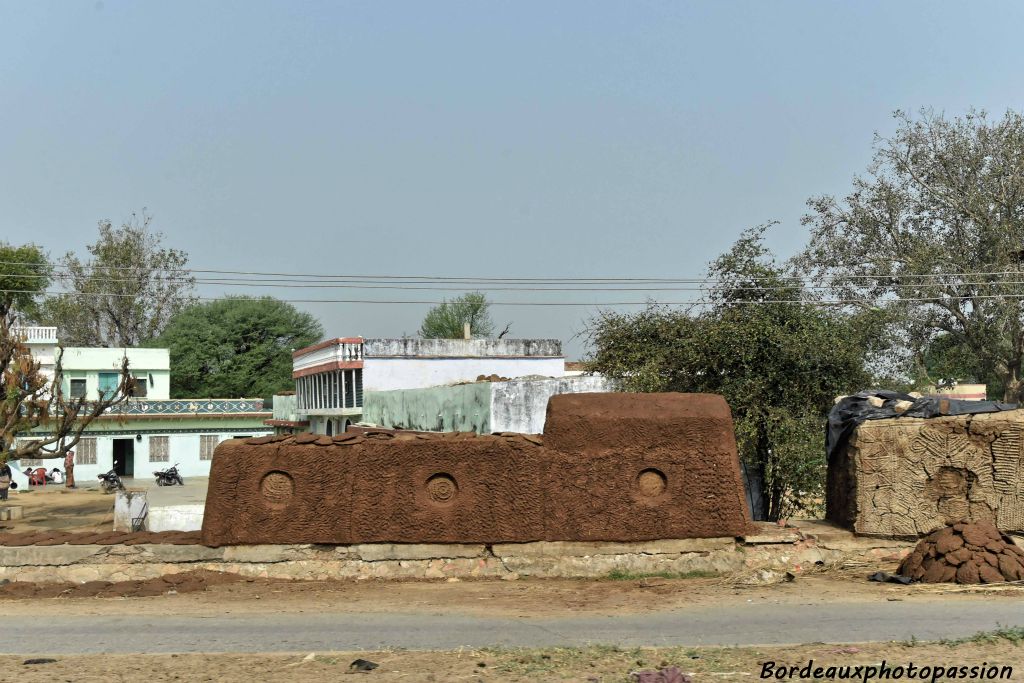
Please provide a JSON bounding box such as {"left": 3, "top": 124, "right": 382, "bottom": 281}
{"left": 898, "top": 520, "right": 1024, "bottom": 584}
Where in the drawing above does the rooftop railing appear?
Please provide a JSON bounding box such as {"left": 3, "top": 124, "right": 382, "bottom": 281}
{"left": 13, "top": 326, "right": 58, "bottom": 344}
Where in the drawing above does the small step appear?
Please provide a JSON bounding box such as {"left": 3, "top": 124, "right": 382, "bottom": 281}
{"left": 0, "top": 506, "right": 24, "bottom": 521}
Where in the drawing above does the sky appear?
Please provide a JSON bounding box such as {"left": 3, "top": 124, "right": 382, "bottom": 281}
{"left": 3, "top": 1, "right": 1024, "bottom": 358}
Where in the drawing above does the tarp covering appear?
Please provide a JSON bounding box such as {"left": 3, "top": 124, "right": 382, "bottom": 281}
{"left": 826, "top": 390, "right": 1017, "bottom": 464}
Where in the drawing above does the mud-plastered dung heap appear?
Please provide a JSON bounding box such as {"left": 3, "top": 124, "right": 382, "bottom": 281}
{"left": 828, "top": 411, "right": 1024, "bottom": 536}
{"left": 201, "top": 393, "right": 753, "bottom": 546}
{"left": 897, "top": 521, "right": 1024, "bottom": 583}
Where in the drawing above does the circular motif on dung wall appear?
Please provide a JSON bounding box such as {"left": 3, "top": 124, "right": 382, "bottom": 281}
{"left": 637, "top": 468, "right": 667, "bottom": 497}
{"left": 261, "top": 471, "right": 295, "bottom": 507}
{"left": 426, "top": 473, "right": 458, "bottom": 505}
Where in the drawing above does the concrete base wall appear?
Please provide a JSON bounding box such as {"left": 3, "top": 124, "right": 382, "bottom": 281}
{"left": 0, "top": 533, "right": 913, "bottom": 583}
{"left": 147, "top": 504, "right": 205, "bottom": 532}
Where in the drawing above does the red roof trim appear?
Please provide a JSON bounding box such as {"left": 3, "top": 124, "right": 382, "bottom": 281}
{"left": 292, "top": 360, "right": 364, "bottom": 378}
{"left": 292, "top": 337, "right": 364, "bottom": 358}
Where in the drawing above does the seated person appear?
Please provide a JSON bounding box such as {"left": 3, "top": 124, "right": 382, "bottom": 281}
{"left": 49, "top": 468, "right": 64, "bottom": 484}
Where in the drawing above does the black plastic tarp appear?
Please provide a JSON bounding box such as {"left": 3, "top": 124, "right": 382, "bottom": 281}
{"left": 826, "top": 390, "right": 1017, "bottom": 464}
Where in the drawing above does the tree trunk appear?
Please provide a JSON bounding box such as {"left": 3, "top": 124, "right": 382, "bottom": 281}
{"left": 1002, "top": 363, "right": 1023, "bottom": 403}
{"left": 756, "top": 426, "right": 783, "bottom": 522}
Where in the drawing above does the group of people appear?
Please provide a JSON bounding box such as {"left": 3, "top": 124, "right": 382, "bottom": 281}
{"left": 0, "top": 450, "right": 77, "bottom": 501}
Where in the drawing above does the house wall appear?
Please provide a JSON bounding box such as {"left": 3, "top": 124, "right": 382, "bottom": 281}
{"left": 361, "top": 376, "right": 615, "bottom": 435}
{"left": 363, "top": 357, "right": 565, "bottom": 392}
{"left": 361, "top": 338, "right": 564, "bottom": 392}
{"left": 362, "top": 383, "right": 492, "bottom": 433}
{"left": 490, "top": 375, "right": 615, "bottom": 433}
{"left": 10, "top": 417, "right": 271, "bottom": 489}
{"left": 59, "top": 347, "right": 171, "bottom": 400}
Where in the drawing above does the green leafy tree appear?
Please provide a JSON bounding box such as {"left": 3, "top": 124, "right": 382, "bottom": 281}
{"left": 800, "top": 108, "right": 1024, "bottom": 402}
{"left": 152, "top": 296, "right": 323, "bottom": 400}
{"left": 419, "top": 292, "right": 497, "bottom": 339}
{"left": 0, "top": 242, "right": 51, "bottom": 318}
{"left": 586, "top": 226, "right": 877, "bottom": 521}
{"left": 39, "top": 211, "right": 196, "bottom": 347}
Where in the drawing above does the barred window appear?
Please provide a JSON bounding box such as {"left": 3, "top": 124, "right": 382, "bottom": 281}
{"left": 200, "top": 435, "right": 220, "bottom": 461}
{"left": 149, "top": 436, "right": 170, "bottom": 462}
{"left": 76, "top": 438, "right": 98, "bottom": 465}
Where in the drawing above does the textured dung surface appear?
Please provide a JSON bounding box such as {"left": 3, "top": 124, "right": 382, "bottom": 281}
{"left": 827, "top": 411, "right": 1024, "bottom": 535}
{"left": 201, "top": 392, "right": 753, "bottom": 546}
{"left": 898, "top": 521, "right": 1024, "bottom": 583}
{"left": 0, "top": 569, "right": 243, "bottom": 599}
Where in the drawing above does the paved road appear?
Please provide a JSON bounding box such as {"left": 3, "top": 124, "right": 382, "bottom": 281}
{"left": 10, "top": 601, "right": 1024, "bottom": 653}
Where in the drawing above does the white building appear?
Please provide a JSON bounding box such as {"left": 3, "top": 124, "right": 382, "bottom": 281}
{"left": 9, "top": 326, "right": 271, "bottom": 489}
{"left": 290, "top": 337, "right": 566, "bottom": 435}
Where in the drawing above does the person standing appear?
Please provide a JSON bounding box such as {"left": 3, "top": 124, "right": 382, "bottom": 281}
{"left": 64, "top": 450, "right": 76, "bottom": 489}
{"left": 0, "top": 460, "right": 11, "bottom": 501}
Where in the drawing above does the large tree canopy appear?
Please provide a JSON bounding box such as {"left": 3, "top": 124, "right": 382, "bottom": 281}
{"left": 153, "top": 296, "right": 323, "bottom": 400}
{"left": 0, "top": 242, "right": 50, "bottom": 319}
{"left": 587, "top": 227, "right": 878, "bottom": 520}
{"left": 39, "top": 212, "right": 196, "bottom": 347}
{"left": 800, "top": 109, "right": 1024, "bottom": 402}
{"left": 419, "top": 292, "right": 498, "bottom": 339}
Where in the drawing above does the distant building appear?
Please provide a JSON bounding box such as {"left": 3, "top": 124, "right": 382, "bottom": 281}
{"left": 925, "top": 382, "right": 987, "bottom": 401}
{"left": 362, "top": 374, "right": 615, "bottom": 434}
{"left": 9, "top": 326, "right": 271, "bottom": 488}
{"left": 289, "top": 337, "right": 574, "bottom": 435}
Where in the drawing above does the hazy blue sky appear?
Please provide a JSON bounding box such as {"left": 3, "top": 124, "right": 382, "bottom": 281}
{"left": 3, "top": 1, "right": 1024, "bottom": 357}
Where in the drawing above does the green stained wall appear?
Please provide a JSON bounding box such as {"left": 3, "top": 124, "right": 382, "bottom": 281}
{"left": 362, "top": 383, "right": 491, "bottom": 433}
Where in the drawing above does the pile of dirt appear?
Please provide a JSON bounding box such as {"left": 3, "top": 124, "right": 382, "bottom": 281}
{"left": 0, "top": 569, "right": 245, "bottom": 599}
{"left": 0, "top": 530, "right": 202, "bottom": 546}
{"left": 898, "top": 521, "right": 1024, "bottom": 583}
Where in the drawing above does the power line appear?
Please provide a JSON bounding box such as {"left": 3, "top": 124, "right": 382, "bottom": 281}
{"left": 26, "top": 271, "right": 1024, "bottom": 294}
{"left": 6, "top": 262, "right": 1024, "bottom": 293}
{"left": 3, "top": 259, "right": 1024, "bottom": 285}
{"left": 5, "top": 287, "right": 1024, "bottom": 307}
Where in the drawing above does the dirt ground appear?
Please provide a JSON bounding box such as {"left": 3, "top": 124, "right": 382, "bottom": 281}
{"left": 4, "top": 638, "right": 1022, "bottom": 682}
{"left": 1, "top": 485, "right": 115, "bottom": 532}
{"left": 5, "top": 571, "right": 1022, "bottom": 620}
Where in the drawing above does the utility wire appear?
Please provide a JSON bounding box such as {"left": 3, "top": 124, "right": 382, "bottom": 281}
{"left": 5, "top": 288, "right": 1024, "bottom": 307}
{"left": 19, "top": 271, "right": 1024, "bottom": 294}
{"left": 3, "top": 259, "right": 1024, "bottom": 285}
{"left": 5, "top": 262, "right": 1024, "bottom": 292}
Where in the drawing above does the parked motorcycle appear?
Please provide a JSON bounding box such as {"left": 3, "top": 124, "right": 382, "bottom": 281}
{"left": 98, "top": 462, "right": 125, "bottom": 494}
{"left": 154, "top": 463, "right": 184, "bottom": 487}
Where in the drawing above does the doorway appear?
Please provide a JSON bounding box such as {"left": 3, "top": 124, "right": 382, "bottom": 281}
{"left": 113, "top": 438, "right": 134, "bottom": 478}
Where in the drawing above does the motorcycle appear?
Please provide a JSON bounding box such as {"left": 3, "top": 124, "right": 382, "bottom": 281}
{"left": 154, "top": 463, "right": 184, "bottom": 487}
{"left": 98, "top": 462, "right": 125, "bottom": 494}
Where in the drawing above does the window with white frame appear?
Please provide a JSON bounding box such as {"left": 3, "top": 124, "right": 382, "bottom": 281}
{"left": 200, "top": 435, "right": 220, "bottom": 460}
{"left": 149, "top": 435, "right": 169, "bottom": 462}
{"left": 76, "top": 438, "right": 98, "bottom": 465}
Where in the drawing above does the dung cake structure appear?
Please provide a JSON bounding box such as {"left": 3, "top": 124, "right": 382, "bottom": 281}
{"left": 201, "top": 393, "right": 753, "bottom": 546}
{"left": 828, "top": 411, "right": 1024, "bottom": 536}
